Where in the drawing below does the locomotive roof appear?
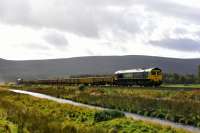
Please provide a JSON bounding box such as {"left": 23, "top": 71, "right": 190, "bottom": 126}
{"left": 115, "top": 68, "right": 160, "bottom": 74}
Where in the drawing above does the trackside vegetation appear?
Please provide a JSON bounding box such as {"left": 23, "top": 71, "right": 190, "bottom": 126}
{"left": 6, "top": 84, "right": 200, "bottom": 129}
{"left": 0, "top": 87, "right": 192, "bottom": 133}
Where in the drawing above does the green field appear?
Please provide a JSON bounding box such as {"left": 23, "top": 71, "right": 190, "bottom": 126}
{"left": 0, "top": 87, "right": 192, "bottom": 133}
{"left": 162, "top": 84, "right": 200, "bottom": 88}
{"left": 5, "top": 84, "right": 200, "bottom": 128}
{"left": 0, "top": 119, "right": 18, "bottom": 133}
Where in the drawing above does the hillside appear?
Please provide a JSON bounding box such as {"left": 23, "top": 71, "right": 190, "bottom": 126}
{"left": 0, "top": 55, "right": 200, "bottom": 81}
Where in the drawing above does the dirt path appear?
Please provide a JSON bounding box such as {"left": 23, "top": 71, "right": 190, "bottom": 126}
{"left": 10, "top": 89, "right": 200, "bottom": 133}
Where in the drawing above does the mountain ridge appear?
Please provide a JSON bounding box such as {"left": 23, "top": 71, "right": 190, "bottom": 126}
{"left": 0, "top": 55, "right": 199, "bottom": 82}
{"left": 4, "top": 55, "right": 200, "bottom": 61}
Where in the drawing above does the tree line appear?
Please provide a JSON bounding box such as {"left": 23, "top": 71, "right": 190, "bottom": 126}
{"left": 163, "top": 73, "right": 199, "bottom": 84}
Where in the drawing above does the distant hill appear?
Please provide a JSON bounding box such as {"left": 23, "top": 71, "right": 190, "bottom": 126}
{"left": 0, "top": 55, "right": 200, "bottom": 82}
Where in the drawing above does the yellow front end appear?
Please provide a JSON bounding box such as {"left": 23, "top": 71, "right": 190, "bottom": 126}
{"left": 148, "top": 70, "right": 163, "bottom": 85}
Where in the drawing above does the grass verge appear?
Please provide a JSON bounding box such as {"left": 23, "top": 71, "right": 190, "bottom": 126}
{"left": 0, "top": 86, "right": 193, "bottom": 133}
{"left": 6, "top": 84, "right": 200, "bottom": 128}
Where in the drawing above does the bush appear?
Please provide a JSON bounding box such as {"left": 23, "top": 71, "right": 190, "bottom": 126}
{"left": 78, "top": 84, "right": 86, "bottom": 91}
{"left": 108, "top": 127, "right": 118, "bottom": 133}
{"left": 94, "top": 110, "right": 124, "bottom": 122}
{"left": 62, "top": 122, "right": 77, "bottom": 133}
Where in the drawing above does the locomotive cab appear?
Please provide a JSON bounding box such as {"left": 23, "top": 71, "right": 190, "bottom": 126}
{"left": 148, "top": 68, "right": 162, "bottom": 86}
{"left": 114, "top": 67, "right": 163, "bottom": 86}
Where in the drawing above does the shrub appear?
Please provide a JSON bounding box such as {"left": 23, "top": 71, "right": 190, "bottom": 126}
{"left": 94, "top": 110, "right": 124, "bottom": 122}
{"left": 78, "top": 84, "right": 86, "bottom": 91}
{"left": 63, "top": 125, "right": 77, "bottom": 133}
{"left": 108, "top": 127, "right": 118, "bottom": 133}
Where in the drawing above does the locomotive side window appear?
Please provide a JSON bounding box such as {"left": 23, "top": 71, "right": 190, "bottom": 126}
{"left": 133, "top": 72, "right": 144, "bottom": 79}
{"left": 123, "top": 73, "right": 133, "bottom": 78}
{"left": 157, "top": 71, "right": 161, "bottom": 75}
{"left": 117, "top": 74, "right": 123, "bottom": 78}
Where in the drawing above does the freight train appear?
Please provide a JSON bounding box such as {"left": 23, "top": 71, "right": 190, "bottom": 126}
{"left": 17, "top": 67, "right": 163, "bottom": 87}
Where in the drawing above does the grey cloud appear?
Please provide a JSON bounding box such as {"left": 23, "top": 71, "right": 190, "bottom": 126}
{"left": 86, "top": 49, "right": 95, "bottom": 56}
{"left": 140, "top": 0, "right": 200, "bottom": 24}
{"left": 173, "top": 28, "right": 188, "bottom": 34}
{"left": 0, "top": 0, "right": 140, "bottom": 38}
{"left": 197, "top": 32, "right": 200, "bottom": 37}
{"left": 150, "top": 39, "right": 200, "bottom": 52}
{"left": 0, "top": 0, "right": 31, "bottom": 25}
{"left": 100, "top": 42, "right": 113, "bottom": 46}
{"left": 0, "top": 0, "right": 199, "bottom": 40}
{"left": 0, "top": 0, "right": 98, "bottom": 37}
{"left": 44, "top": 32, "right": 68, "bottom": 48}
{"left": 90, "top": 0, "right": 200, "bottom": 25}
{"left": 119, "top": 46, "right": 128, "bottom": 52}
{"left": 26, "top": 43, "right": 51, "bottom": 50}
{"left": 108, "top": 11, "right": 140, "bottom": 34}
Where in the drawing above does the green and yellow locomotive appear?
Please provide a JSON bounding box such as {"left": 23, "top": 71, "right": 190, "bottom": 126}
{"left": 114, "top": 67, "right": 162, "bottom": 86}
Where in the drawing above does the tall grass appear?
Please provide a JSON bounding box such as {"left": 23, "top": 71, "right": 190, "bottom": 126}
{"left": 11, "top": 85, "right": 200, "bottom": 128}
{"left": 0, "top": 87, "right": 192, "bottom": 133}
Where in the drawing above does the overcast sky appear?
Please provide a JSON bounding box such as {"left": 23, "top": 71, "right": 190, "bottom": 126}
{"left": 0, "top": 0, "right": 200, "bottom": 60}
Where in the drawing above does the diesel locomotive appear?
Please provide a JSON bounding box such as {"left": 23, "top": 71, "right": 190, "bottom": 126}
{"left": 17, "top": 67, "right": 163, "bottom": 87}
{"left": 114, "top": 67, "right": 162, "bottom": 86}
